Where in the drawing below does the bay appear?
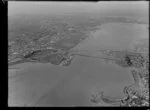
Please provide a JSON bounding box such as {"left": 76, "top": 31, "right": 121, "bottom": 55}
{"left": 8, "top": 22, "right": 148, "bottom": 106}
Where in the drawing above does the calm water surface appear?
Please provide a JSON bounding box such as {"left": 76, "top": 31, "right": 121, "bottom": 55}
{"left": 8, "top": 23, "right": 148, "bottom": 106}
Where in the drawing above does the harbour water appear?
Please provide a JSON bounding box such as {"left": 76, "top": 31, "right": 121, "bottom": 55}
{"left": 8, "top": 23, "right": 148, "bottom": 106}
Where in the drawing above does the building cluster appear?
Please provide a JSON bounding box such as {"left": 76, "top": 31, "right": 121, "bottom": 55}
{"left": 90, "top": 43, "right": 149, "bottom": 107}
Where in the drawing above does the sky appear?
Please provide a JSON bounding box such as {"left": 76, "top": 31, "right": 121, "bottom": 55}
{"left": 8, "top": 1, "right": 148, "bottom": 18}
